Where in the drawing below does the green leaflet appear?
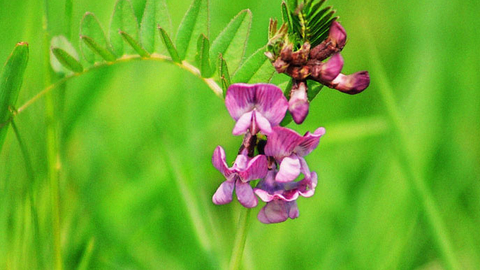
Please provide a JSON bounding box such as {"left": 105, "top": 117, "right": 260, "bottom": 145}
{"left": 80, "top": 36, "right": 116, "bottom": 62}
{"left": 217, "top": 54, "right": 231, "bottom": 96}
{"left": 196, "top": 34, "right": 212, "bottom": 78}
{"left": 51, "top": 47, "right": 83, "bottom": 73}
{"left": 0, "top": 42, "right": 29, "bottom": 153}
{"left": 175, "top": 0, "right": 209, "bottom": 61}
{"left": 158, "top": 27, "right": 181, "bottom": 63}
{"left": 109, "top": 0, "right": 139, "bottom": 56}
{"left": 307, "top": 78, "right": 324, "bottom": 101}
{"left": 80, "top": 13, "right": 110, "bottom": 64}
{"left": 119, "top": 31, "right": 150, "bottom": 58}
{"left": 232, "top": 46, "right": 274, "bottom": 83}
{"left": 209, "top": 10, "right": 251, "bottom": 73}
{"left": 140, "top": 0, "right": 172, "bottom": 54}
{"left": 50, "top": 35, "right": 81, "bottom": 74}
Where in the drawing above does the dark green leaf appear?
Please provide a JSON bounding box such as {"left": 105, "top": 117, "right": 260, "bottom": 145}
{"left": 158, "top": 27, "right": 181, "bottom": 63}
{"left": 119, "top": 31, "right": 150, "bottom": 58}
{"left": 0, "top": 42, "right": 29, "bottom": 152}
{"left": 109, "top": 0, "right": 139, "bottom": 56}
{"left": 50, "top": 35, "right": 80, "bottom": 74}
{"left": 232, "top": 46, "right": 275, "bottom": 83}
{"left": 210, "top": 10, "right": 251, "bottom": 73}
{"left": 175, "top": 0, "right": 208, "bottom": 61}
{"left": 196, "top": 34, "right": 212, "bottom": 78}
{"left": 51, "top": 47, "right": 83, "bottom": 73}
{"left": 80, "top": 35, "right": 116, "bottom": 62}
{"left": 80, "top": 13, "right": 110, "bottom": 64}
{"left": 140, "top": 0, "right": 172, "bottom": 53}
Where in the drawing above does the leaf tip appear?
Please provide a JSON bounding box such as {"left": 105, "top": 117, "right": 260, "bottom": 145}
{"left": 16, "top": 42, "right": 28, "bottom": 47}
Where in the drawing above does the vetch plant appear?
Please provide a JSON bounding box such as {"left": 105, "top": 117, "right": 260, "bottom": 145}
{"left": 0, "top": 0, "right": 385, "bottom": 269}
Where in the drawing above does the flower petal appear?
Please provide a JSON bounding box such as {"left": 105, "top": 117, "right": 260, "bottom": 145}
{"left": 328, "top": 71, "right": 370, "bottom": 95}
{"left": 287, "top": 201, "right": 299, "bottom": 219}
{"left": 288, "top": 82, "right": 309, "bottom": 124}
{"left": 212, "top": 181, "right": 234, "bottom": 205}
{"left": 225, "top": 83, "right": 256, "bottom": 121}
{"left": 264, "top": 127, "right": 302, "bottom": 159}
{"left": 257, "top": 200, "right": 289, "bottom": 224}
{"left": 254, "top": 111, "right": 273, "bottom": 135}
{"left": 232, "top": 111, "right": 253, "bottom": 135}
{"left": 235, "top": 181, "right": 258, "bottom": 208}
{"left": 239, "top": 154, "right": 268, "bottom": 181}
{"left": 295, "top": 127, "right": 326, "bottom": 156}
{"left": 329, "top": 21, "right": 347, "bottom": 51}
{"left": 254, "top": 188, "right": 275, "bottom": 202}
{"left": 254, "top": 84, "right": 288, "bottom": 126}
{"left": 275, "top": 155, "right": 301, "bottom": 182}
{"left": 212, "top": 146, "right": 234, "bottom": 178}
{"left": 298, "top": 171, "right": 318, "bottom": 198}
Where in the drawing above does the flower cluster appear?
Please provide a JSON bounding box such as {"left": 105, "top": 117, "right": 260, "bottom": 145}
{"left": 212, "top": 84, "right": 325, "bottom": 224}
{"left": 266, "top": 20, "right": 371, "bottom": 124}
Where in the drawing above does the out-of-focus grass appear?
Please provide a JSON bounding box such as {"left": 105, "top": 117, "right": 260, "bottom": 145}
{"left": 1, "top": 0, "right": 480, "bottom": 269}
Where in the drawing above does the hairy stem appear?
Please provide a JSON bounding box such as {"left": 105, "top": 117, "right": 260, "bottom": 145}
{"left": 229, "top": 208, "right": 252, "bottom": 270}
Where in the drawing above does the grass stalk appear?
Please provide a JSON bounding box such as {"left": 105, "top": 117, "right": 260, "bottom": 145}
{"left": 43, "top": 1, "right": 63, "bottom": 269}
{"left": 362, "top": 27, "right": 459, "bottom": 270}
{"left": 228, "top": 208, "right": 252, "bottom": 270}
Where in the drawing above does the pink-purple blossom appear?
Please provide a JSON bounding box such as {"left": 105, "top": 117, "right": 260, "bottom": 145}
{"left": 212, "top": 146, "right": 268, "bottom": 208}
{"left": 225, "top": 83, "right": 288, "bottom": 136}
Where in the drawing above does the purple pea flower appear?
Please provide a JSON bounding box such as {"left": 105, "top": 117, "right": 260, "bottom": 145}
{"left": 254, "top": 170, "right": 318, "bottom": 224}
{"left": 265, "top": 126, "right": 325, "bottom": 182}
{"left": 212, "top": 146, "right": 268, "bottom": 208}
{"left": 225, "top": 83, "right": 289, "bottom": 136}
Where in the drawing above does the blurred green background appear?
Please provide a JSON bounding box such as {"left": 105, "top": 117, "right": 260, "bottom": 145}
{"left": 1, "top": 0, "right": 479, "bottom": 269}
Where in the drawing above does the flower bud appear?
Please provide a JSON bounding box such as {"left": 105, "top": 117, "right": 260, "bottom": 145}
{"left": 310, "top": 53, "right": 344, "bottom": 82}
{"left": 280, "top": 43, "right": 293, "bottom": 62}
{"left": 288, "top": 81, "right": 309, "bottom": 124}
{"left": 329, "top": 71, "right": 370, "bottom": 94}
{"left": 291, "top": 43, "right": 311, "bottom": 65}
{"left": 329, "top": 21, "right": 347, "bottom": 51}
{"left": 286, "top": 65, "right": 310, "bottom": 80}
{"left": 273, "top": 58, "right": 289, "bottom": 73}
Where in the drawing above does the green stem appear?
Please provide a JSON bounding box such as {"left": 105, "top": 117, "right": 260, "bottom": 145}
{"left": 362, "top": 28, "right": 459, "bottom": 270}
{"left": 11, "top": 120, "right": 34, "bottom": 181}
{"left": 43, "top": 1, "right": 63, "bottom": 269}
{"left": 229, "top": 208, "right": 252, "bottom": 270}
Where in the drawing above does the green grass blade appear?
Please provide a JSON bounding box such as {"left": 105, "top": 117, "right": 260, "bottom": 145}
{"left": 80, "top": 12, "right": 110, "bottom": 64}
{"left": 158, "top": 27, "right": 181, "bottom": 63}
{"left": 232, "top": 46, "right": 274, "bottom": 83}
{"left": 119, "top": 31, "right": 150, "bottom": 58}
{"left": 76, "top": 238, "right": 95, "bottom": 270}
{"left": 80, "top": 35, "right": 116, "bottom": 62}
{"left": 175, "top": 0, "right": 209, "bottom": 61}
{"left": 109, "top": 0, "right": 139, "bottom": 56}
{"left": 196, "top": 34, "right": 212, "bottom": 77}
{"left": 140, "top": 0, "right": 172, "bottom": 53}
{"left": 0, "top": 42, "right": 29, "bottom": 153}
{"left": 50, "top": 35, "right": 80, "bottom": 74}
{"left": 51, "top": 47, "right": 83, "bottom": 73}
{"left": 209, "top": 9, "right": 251, "bottom": 73}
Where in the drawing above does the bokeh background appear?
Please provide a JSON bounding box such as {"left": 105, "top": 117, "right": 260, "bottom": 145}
{"left": 1, "top": 0, "right": 479, "bottom": 269}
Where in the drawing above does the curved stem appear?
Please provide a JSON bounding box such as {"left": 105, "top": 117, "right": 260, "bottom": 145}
{"left": 15, "top": 54, "right": 222, "bottom": 115}
{"left": 229, "top": 208, "right": 252, "bottom": 270}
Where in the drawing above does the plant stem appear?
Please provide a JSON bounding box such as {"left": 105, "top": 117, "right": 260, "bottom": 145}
{"left": 362, "top": 28, "right": 459, "bottom": 270}
{"left": 229, "top": 208, "right": 252, "bottom": 270}
{"left": 43, "top": 1, "right": 63, "bottom": 269}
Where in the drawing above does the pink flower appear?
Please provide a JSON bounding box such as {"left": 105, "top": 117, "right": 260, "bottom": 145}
{"left": 225, "top": 83, "right": 288, "bottom": 136}
{"left": 212, "top": 146, "right": 268, "bottom": 208}
{"left": 265, "top": 126, "right": 325, "bottom": 182}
